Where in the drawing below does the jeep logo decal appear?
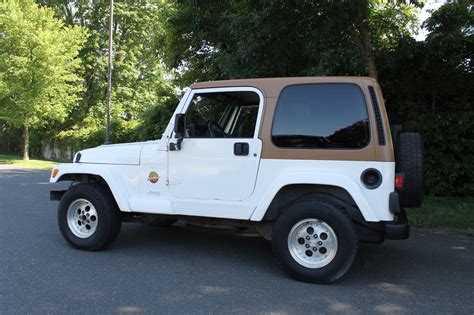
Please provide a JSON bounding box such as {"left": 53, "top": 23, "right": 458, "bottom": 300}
{"left": 148, "top": 171, "right": 160, "bottom": 184}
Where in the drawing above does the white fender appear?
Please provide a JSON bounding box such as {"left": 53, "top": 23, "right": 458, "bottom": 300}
{"left": 50, "top": 163, "right": 138, "bottom": 212}
{"left": 250, "top": 165, "right": 394, "bottom": 222}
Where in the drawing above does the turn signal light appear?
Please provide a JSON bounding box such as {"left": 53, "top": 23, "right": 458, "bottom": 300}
{"left": 395, "top": 174, "right": 404, "bottom": 190}
{"left": 52, "top": 169, "right": 59, "bottom": 178}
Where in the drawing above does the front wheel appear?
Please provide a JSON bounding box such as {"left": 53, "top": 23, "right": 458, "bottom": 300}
{"left": 58, "top": 183, "right": 121, "bottom": 251}
{"left": 272, "top": 199, "right": 358, "bottom": 283}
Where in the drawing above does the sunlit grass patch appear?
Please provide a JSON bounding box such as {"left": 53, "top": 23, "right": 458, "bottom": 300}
{"left": 0, "top": 154, "right": 57, "bottom": 170}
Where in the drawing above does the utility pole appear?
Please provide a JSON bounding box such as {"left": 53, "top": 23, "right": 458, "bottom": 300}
{"left": 106, "top": 0, "right": 114, "bottom": 144}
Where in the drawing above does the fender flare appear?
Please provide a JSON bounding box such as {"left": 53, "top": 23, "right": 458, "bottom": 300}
{"left": 50, "top": 163, "right": 132, "bottom": 212}
{"left": 250, "top": 172, "right": 378, "bottom": 222}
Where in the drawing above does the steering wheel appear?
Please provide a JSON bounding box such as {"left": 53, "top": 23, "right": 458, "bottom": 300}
{"left": 207, "top": 121, "right": 227, "bottom": 138}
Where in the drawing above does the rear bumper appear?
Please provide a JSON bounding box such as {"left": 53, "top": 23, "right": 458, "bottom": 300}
{"left": 384, "top": 206, "right": 410, "bottom": 240}
{"left": 385, "top": 221, "right": 410, "bottom": 239}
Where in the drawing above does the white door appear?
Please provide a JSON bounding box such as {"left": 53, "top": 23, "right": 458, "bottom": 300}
{"left": 168, "top": 87, "right": 263, "bottom": 201}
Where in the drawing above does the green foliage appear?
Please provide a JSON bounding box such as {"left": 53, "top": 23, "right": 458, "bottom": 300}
{"left": 38, "top": 0, "right": 171, "bottom": 149}
{"left": 407, "top": 112, "right": 474, "bottom": 197}
{"left": 369, "top": 1, "right": 419, "bottom": 51}
{"left": 57, "top": 111, "right": 140, "bottom": 150}
{"left": 422, "top": 2, "right": 473, "bottom": 112}
{"left": 0, "top": 0, "right": 87, "bottom": 158}
{"left": 161, "top": 1, "right": 366, "bottom": 85}
{"left": 134, "top": 92, "right": 179, "bottom": 141}
{"left": 160, "top": 1, "right": 420, "bottom": 85}
{"left": 378, "top": 1, "right": 473, "bottom": 121}
{"left": 407, "top": 196, "right": 474, "bottom": 231}
{"left": 0, "top": 123, "right": 22, "bottom": 154}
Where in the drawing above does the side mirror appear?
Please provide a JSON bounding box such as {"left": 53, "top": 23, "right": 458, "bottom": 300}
{"left": 174, "top": 113, "right": 186, "bottom": 137}
{"left": 170, "top": 113, "right": 185, "bottom": 151}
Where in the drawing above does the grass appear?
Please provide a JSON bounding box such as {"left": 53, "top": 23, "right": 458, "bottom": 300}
{"left": 0, "top": 154, "right": 57, "bottom": 170}
{"left": 407, "top": 196, "right": 474, "bottom": 232}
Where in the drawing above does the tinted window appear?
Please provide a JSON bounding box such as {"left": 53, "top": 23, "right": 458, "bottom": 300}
{"left": 272, "top": 84, "right": 370, "bottom": 149}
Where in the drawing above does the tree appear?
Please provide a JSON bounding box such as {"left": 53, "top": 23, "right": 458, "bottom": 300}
{"left": 160, "top": 1, "right": 418, "bottom": 86}
{"left": 0, "top": 0, "right": 86, "bottom": 160}
{"left": 39, "top": 0, "right": 173, "bottom": 147}
{"left": 422, "top": 1, "right": 473, "bottom": 113}
{"left": 375, "top": 1, "right": 473, "bottom": 120}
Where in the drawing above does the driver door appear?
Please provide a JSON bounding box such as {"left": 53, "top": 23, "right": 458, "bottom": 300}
{"left": 168, "top": 87, "right": 263, "bottom": 201}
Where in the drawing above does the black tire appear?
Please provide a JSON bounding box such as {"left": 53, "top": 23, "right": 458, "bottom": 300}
{"left": 396, "top": 132, "right": 425, "bottom": 208}
{"left": 272, "top": 199, "right": 358, "bottom": 284}
{"left": 58, "top": 183, "right": 122, "bottom": 251}
{"left": 391, "top": 124, "right": 403, "bottom": 147}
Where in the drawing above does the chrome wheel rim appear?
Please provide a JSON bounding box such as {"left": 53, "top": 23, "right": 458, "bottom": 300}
{"left": 287, "top": 218, "right": 338, "bottom": 268}
{"left": 67, "top": 199, "right": 98, "bottom": 238}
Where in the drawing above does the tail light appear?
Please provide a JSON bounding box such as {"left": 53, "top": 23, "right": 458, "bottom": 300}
{"left": 395, "top": 173, "right": 404, "bottom": 190}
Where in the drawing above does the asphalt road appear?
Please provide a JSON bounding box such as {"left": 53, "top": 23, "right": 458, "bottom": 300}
{"left": 0, "top": 167, "right": 473, "bottom": 314}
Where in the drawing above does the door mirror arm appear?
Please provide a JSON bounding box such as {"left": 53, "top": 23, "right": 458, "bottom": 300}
{"left": 170, "top": 137, "right": 183, "bottom": 151}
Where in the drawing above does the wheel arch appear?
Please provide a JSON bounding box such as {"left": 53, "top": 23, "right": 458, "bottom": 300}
{"left": 51, "top": 165, "right": 131, "bottom": 212}
{"left": 57, "top": 173, "right": 107, "bottom": 185}
{"left": 250, "top": 173, "right": 380, "bottom": 222}
{"left": 260, "top": 184, "right": 365, "bottom": 223}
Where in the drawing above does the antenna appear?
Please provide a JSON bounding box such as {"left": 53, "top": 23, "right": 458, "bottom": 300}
{"left": 105, "top": 0, "right": 114, "bottom": 144}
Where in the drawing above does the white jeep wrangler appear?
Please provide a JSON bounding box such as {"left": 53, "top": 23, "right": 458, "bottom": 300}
{"left": 50, "top": 77, "right": 424, "bottom": 283}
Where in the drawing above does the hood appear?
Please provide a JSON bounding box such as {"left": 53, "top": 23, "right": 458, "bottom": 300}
{"left": 76, "top": 142, "right": 149, "bottom": 165}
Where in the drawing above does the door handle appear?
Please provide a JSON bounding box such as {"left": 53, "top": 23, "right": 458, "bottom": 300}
{"left": 234, "top": 142, "right": 249, "bottom": 156}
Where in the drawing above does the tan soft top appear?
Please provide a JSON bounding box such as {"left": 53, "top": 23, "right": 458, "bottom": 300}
{"left": 190, "top": 76, "right": 378, "bottom": 98}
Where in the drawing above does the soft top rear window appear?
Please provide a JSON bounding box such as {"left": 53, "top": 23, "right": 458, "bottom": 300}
{"left": 272, "top": 83, "right": 370, "bottom": 149}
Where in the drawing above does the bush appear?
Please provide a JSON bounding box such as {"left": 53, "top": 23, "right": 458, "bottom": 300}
{"left": 134, "top": 94, "right": 179, "bottom": 141}
{"left": 0, "top": 123, "right": 43, "bottom": 158}
{"left": 61, "top": 118, "right": 139, "bottom": 150}
{"left": 407, "top": 112, "right": 474, "bottom": 197}
{"left": 0, "top": 123, "right": 22, "bottom": 155}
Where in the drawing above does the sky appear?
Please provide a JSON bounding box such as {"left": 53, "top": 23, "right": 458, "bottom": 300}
{"left": 414, "top": 0, "right": 447, "bottom": 41}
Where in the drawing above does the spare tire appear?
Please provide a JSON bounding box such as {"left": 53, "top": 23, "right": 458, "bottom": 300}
{"left": 395, "top": 132, "right": 425, "bottom": 208}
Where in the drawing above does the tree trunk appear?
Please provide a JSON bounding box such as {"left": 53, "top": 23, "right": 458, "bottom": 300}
{"left": 22, "top": 123, "right": 29, "bottom": 161}
{"left": 367, "top": 50, "right": 378, "bottom": 80}
{"left": 360, "top": 22, "right": 378, "bottom": 80}
{"left": 353, "top": 0, "right": 378, "bottom": 80}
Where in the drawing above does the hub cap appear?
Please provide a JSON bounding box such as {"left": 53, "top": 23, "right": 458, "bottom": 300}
{"left": 67, "top": 199, "right": 98, "bottom": 238}
{"left": 287, "top": 218, "right": 338, "bottom": 268}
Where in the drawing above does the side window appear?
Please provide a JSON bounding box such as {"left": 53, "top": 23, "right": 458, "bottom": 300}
{"left": 272, "top": 83, "right": 370, "bottom": 149}
{"left": 185, "top": 91, "right": 260, "bottom": 138}
{"left": 229, "top": 106, "right": 259, "bottom": 138}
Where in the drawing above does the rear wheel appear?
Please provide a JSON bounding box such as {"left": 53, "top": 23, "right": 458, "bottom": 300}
{"left": 58, "top": 183, "right": 121, "bottom": 251}
{"left": 272, "top": 199, "right": 358, "bottom": 283}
